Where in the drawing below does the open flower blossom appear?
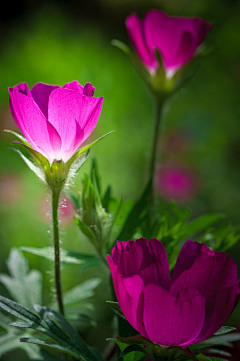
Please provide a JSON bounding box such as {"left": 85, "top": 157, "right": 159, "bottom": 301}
{"left": 8, "top": 81, "right": 103, "bottom": 164}
{"left": 126, "top": 10, "right": 212, "bottom": 78}
{"left": 107, "top": 238, "right": 240, "bottom": 347}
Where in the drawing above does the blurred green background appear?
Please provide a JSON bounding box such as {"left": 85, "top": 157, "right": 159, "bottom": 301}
{"left": 0, "top": 0, "right": 240, "bottom": 359}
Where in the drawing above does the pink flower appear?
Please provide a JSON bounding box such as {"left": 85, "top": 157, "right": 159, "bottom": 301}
{"left": 107, "top": 238, "right": 240, "bottom": 347}
{"left": 155, "top": 164, "right": 199, "bottom": 202}
{"left": 126, "top": 10, "right": 212, "bottom": 78}
{"left": 8, "top": 81, "right": 103, "bottom": 164}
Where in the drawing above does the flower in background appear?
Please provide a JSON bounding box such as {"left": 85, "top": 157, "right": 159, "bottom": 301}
{"left": 108, "top": 238, "right": 240, "bottom": 348}
{"left": 8, "top": 81, "right": 103, "bottom": 164}
{"left": 155, "top": 164, "right": 199, "bottom": 202}
{"left": 126, "top": 10, "right": 212, "bottom": 78}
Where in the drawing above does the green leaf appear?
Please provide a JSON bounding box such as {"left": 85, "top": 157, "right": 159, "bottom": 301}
{"left": 115, "top": 179, "right": 152, "bottom": 242}
{"left": 65, "top": 190, "right": 81, "bottom": 211}
{"left": 120, "top": 344, "right": 147, "bottom": 358}
{"left": 9, "top": 148, "right": 46, "bottom": 182}
{"left": 106, "top": 301, "right": 126, "bottom": 320}
{"left": 0, "top": 248, "right": 42, "bottom": 311}
{"left": 20, "top": 337, "right": 87, "bottom": 360}
{"left": 196, "top": 333, "right": 240, "bottom": 348}
{"left": 67, "top": 313, "right": 97, "bottom": 326}
{"left": 102, "top": 186, "right": 112, "bottom": 212}
{"left": 214, "top": 326, "right": 236, "bottom": 335}
{"left": 111, "top": 40, "right": 131, "bottom": 55}
{"left": 67, "top": 131, "right": 115, "bottom": 166}
{"left": 182, "top": 213, "right": 224, "bottom": 237}
{"left": 21, "top": 246, "right": 97, "bottom": 265}
{"left": 62, "top": 278, "right": 101, "bottom": 307}
{"left": 0, "top": 296, "right": 101, "bottom": 361}
{"left": 75, "top": 216, "right": 98, "bottom": 246}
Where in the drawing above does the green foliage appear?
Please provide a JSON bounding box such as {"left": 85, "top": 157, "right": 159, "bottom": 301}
{"left": 21, "top": 246, "right": 100, "bottom": 266}
{"left": 0, "top": 248, "right": 42, "bottom": 311}
{"left": 0, "top": 296, "right": 103, "bottom": 361}
{"left": 0, "top": 248, "right": 100, "bottom": 359}
{"left": 106, "top": 301, "right": 126, "bottom": 320}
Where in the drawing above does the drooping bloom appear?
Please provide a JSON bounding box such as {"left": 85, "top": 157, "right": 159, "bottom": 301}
{"left": 107, "top": 238, "right": 240, "bottom": 347}
{"left": 8, "top": 81, "right": 103, "bottom": 164}
{"left": 126, "top": 10, "right": 212, "bottom": 78}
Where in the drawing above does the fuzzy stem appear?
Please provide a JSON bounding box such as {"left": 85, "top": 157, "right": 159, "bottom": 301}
{"left": 149, "top": 99, "right": 165, "bottom": 182}
{"left": 52, "top": 188, "right": 65, "bottom": 316}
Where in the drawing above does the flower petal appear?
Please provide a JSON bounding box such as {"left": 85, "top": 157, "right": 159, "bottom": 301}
{"left": 143, "top": 284, "right": 206, "bottom": 346}
{"left": 193, "top": 281, "right": 240, "bottom": 344}
{"left": 8, "top": 89, "right": 55, "bottom": 160}
{"left": 144, "top": 10, "right": 211, "bottom": 73}
{"left": 111, "top": 238, "right": 170, "bottom": 289}
{"left": 170, "top": 241, "right": 238, "bottom": 312}
{"left": 63, "top": 80, "right": 84, "bottom": 93}
{"left": 48, "top": 87, "right": 102, "bottom": 162}
{"left": 73, "top": 94, "right": 103, "bottom": 150}
{"left": 107, "top": 255, "right": 145, "bottom": 333}
{"left": 31, "top": 83, "right": 59, "bottom": 119}
{"left": 126, "top": 13, "right": 158, "bottom": 72}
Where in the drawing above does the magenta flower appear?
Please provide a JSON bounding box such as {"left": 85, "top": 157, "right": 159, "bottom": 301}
{"left": 8, "top": 81, "right": 103, "bottom": 164}
{"left": 126, "top": 10, "right": 212, "bottom": 77}
{"left": 107, "top": 238, "right": 240, "bottom": 347}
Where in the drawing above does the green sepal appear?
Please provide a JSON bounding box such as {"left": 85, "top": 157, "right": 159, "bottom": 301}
{"left": 106, "top": 301, "right": 126, "bottom": 320}
{"left": 4, "top": 129, "right": 31, "bottom": 147}
{"left": 12, "top": 141, "right": 50, "bottom": 169}
{"left": 9, "top": 148, "right": 46, "bottom": 183}
{"left": 66, "top": 131, "right": 115, "bottom": 167}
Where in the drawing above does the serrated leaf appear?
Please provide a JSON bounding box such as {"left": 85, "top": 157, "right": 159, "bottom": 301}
{"left": 0, "top": 249, "right": 42, "bottom": 312}
{"left": 10, "top": 148, "right": 46, "bottom": 182}
{"left": 214, "top": 326, "right": 236, "bottom": 336}
{"left": 63, "top": 279, "right": 101, "bottom": 306}
{"left": 106, "top": 301, "right": 126, "bottom": 320}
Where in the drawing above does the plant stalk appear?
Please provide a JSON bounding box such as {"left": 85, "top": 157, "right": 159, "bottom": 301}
{"left": 149, "top": 98, "right": 164, "bottom": 182}
{"left": 52, "top": 188, "right": 65, "bottom": 316}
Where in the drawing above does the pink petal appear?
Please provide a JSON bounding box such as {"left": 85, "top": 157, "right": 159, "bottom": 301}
{"left": 31, "top": 83, "right": 59, "bottom": 119}
{"left": 9, "top": 84, "right": 32, "bottom": 134}
{"left": 48, "top": 88, "right": 103, "bottom": 162}
{"left": 111, "top": 239, "right": 170, "bottom": 289}
{"left": 63, "top": 80, "right": 84, "bottom": 93}
{"left": 126, "top": 13, "right": 158, "bottom": 72}
{"left": 144, "top": 10, "right": 211, "bottom": 74}
{"left": 143, "top": 284, "right": 206, "bottom": 346}
{"left": 8, "top": 89, "right": 58, "bottom": 160}
{"left": 83, "top": 82, "right": 95, "bottom": 96}
{"left": 73, "top": 94, "right": 103, "bottom": 151}
{"left": 193, "top": 281, "right": 240, "bottom": 344}
{"left": 107, "top": 255, "right": 145, "bottom": 333}
{"left": 170, "top": 241, "right": 238, "bottom": 312}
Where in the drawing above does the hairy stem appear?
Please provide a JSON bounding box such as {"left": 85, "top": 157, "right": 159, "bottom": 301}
{"left": 149, "top": 99, "right": 164, "bottom": 182}
{"left": 52, "top": 188, "right": 65, "bottom": 316}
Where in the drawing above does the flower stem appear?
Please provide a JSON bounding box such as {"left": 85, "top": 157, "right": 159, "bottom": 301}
{"left": 149, "top": 98, "right": 165, "bottom": 183}
{"left": 52, "top": 188, "right": 65, "bottom": 316}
